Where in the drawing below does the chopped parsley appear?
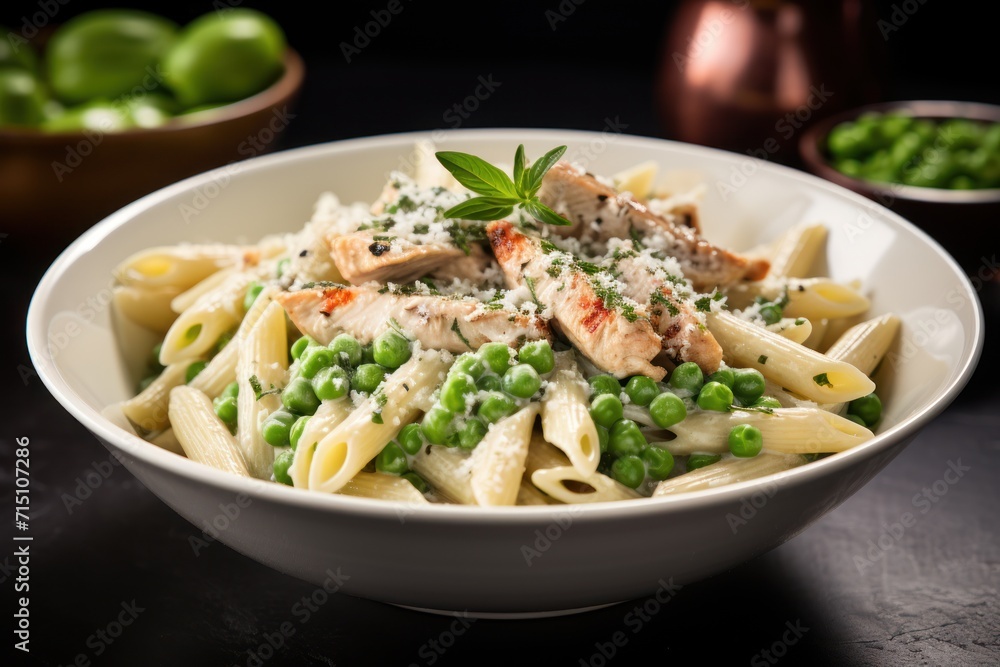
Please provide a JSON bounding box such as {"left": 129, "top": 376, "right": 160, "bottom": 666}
{"left": 758, "top": 355, "right": 768, "bottom": 365}
{"left": 248, "top": 374, "right": 281, "bottom": 400}
{"left": 371, "top": 390, "right": 388, "bottom": 424}
{"left": 524, "top": 275, "right": 543, "bottom": 309}
{"left": 451, "top": 319, "right": 473, "bottom": 349}
{"left": 650, "top": 290, "right": 680, "bottom": 317}
{"left": 695, "top": 292, "right": 725, "bottom": 313}
{"left": 794, "top": 318, "right": 805, "bottom": 326}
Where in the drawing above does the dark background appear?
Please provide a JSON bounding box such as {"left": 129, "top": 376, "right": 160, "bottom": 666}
{"left": 3, "top": 1, "right": 999, "bottom": 665}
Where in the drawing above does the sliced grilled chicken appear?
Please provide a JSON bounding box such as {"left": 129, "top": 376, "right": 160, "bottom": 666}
{"left": 329, "top": 231, "right": 464, "bottom": 285}
{"left": 429, "top": 244, "right": 502, "bottom": 286}
{"left": 486, "top": 221, "right": 665, "bottom": 380}
{"left": 613, "top": 254, "right": 723, "bottom": 373}
{"left": 275, "top": 284, "right": 550, "bottom": 353}
{"left": 538, "top": 162, "right": 769, "bottom": 290}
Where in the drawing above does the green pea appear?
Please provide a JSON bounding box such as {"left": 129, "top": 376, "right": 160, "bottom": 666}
{"left": 221, "top": 381, "right": 239, "bottom": 399}
{"left": 847, "top": 392, "right": 881, "bottom": 427}
{"left": 457, "top": 417, "right": 488, "bottom": 450}
{"left": 352, "top": 364, "right": 385, "bottom": 394}
{"left": 184, "top": 360, "right": 207, "bottom": 383}
{"left": 877, "top": 113, "right": 913, "bottom": 144}
{"left": 476, "top": 374, "right": 502, "bottom": 392}
{"left": 609, "top": 419, "right": 646, "bottom": 457}
{"left": 707, "top": 368, "right": 735, "bottom": 388}
{"left": 669, "top": 362, "right": 704, "bottom": 394}
{"left": 697, "top": 381, "right": 733, "bottom": 412}
{"left": 311, "top": 365, "right": 349, "bottom": 401}
{"left": 401, "top": 472, "right": 428, "bottom": 493}
{"left": 596, "top": 424, "right": 609, "bottom": 453}
{"left": 642, "top": 446, "right": 674, "bottom": 481}
{"left": 729, "top": 424, "right": 763, "bottom": 457}
{"left": 589, "top": 393, "right": 623, "bottom": 428}
{"left": 588, "top": 375, "right": 621, "bottom": 397}
{"left": 624, "top": 376, "right": 659, "bottom": 407}
{"left": 477, "top": 392, "right": 516, "bottom": 424}
{"left": 372, "top": 330, "right": 411, "bottom": 369}
{"left": 213, "top": 331, "right": 233, "bottom": 356}
{"left": 732, "top": 369, "right": 766, "bottom": 405}
{"left": 759, "top": 304, "right": 783, "bottom": 326}
{"left": 273, "top": 449, "right": 294, "bottom": 485}
{"left": 649, "top": 392, "right": 686, "bottom": 428}
{"left": 452, "top": 352, "right": 485, "bottom": 379}
{"left": 687, "top": 453, "right": 722, "bottom": 470}
{"left": 518, "top": 340, "right": 554, "bottom": 374}
{"left": 213, "top": 395, "right": 237, "bottom": 426}
{"left": 397, "top": 423, "right": 424, "bottom": 455}
{"left": 289, "top": 415, "right": 310, "bottom": 449}
{"left": 299, "top": 347, "right": 334, "bottom": 379}
{"left": 440, "top": 372, "right": 477, "bottom": 412}
{"left": 827, "top": 122, "right": 875, "bottom": 160}
{"left": 477, "top": 342, "right": 513, "bottom": 375}
{"left": 611, "top": 455, "right": 645, "bottom": 489}
{"left": 290, "top": 336, "right": 313, "bottom": 361}
{"left": 330, "top": 333, "right": 362, "bottom": 367}
{"left": 753, "top": 396, "right": 783, "bottom": 410}
{"left": 502, "top": 364, "right": 541, "bottom": 399}
{"left": 281, "top": 377, "right": 320, "bottom": 415}
{"left": 243, "top": 281, "right": 264, "bottom": 311}
{"left": 421, "top": 405, "right": 456, "bottom": 444}
{"left": 375, "top": 442, "right": 408, "bottom": 475}
{"left": 261, "top": 410, "right": 296, "bottom": 447}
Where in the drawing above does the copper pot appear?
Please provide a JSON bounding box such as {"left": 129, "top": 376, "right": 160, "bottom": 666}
{"left": 656, "top": 0, "right": 885, "bottom": 161}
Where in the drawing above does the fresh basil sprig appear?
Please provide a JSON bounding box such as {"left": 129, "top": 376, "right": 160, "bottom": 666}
{"left": 435, "top": 144, "right": 572, "bottom": 226}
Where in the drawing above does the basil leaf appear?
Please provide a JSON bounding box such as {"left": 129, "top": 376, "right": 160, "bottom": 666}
{"left": 513, "top": 144, "right": 528, "bottom": 196}
{"left": 524, "top": 200, "right": 572, "bottom": 227}
{"left": 443, "top": 196, "right": 516, "bottom": 221}
{"left": 435, "top": 151, "right": 519, "bottom": 198}
{"left": 525, "top": 145, "right": 567, "bottom": 196}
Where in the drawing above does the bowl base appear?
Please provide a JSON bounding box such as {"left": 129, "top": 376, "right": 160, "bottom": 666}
{"left": 391, "top": 601, "right": 623, "bottom": 619}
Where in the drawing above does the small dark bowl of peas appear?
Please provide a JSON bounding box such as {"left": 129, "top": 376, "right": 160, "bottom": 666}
{"left": 800, "top": 100, "right": 1000, "bottom": 272}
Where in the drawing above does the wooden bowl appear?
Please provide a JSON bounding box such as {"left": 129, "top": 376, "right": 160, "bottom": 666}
{"left": 799, "top": 100, "right": 1000, "bottom": 273}
{"left": 0, "top": 49, "right": 304, "bottom": 242}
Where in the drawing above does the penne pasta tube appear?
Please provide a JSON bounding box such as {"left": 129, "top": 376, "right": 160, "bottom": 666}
{"left": 524, "top": 432, "right": 572, "bottom": 476}
{"left": 309, "top": 350, "right": 450, "bottom": 493}
{"left": 531, "top": 466, "right": 642, "bottom": 504}
{"left": 541, "top": 353, "right": 600, "bottom": 475}
{"left": 159, "top": 271, "right": 254, "bottom": 365}
{"left": 169, "top": 386, "right": 251, "bottom": 477}
{"left": 613, "top": 160, "right": 658, "bottom": 198}
{"left": 726, "top": 278, "right": 870, "bottom": 320}
{"left": 114, "top": 244, "right": 246, "bottom": 290}
{"left": 170, "top": 267, "right": 238, "bottom": 314}
{"left": 470, "top": 405, "right": 541, "bottom": 507}
{"left": 802, "top": 317, "right": 828, "bottom": 350}
{"left": 289, "top": 398, "right": 354, "bottom": 489}
{"left": 112, "top": 285, "right": 183, "bottom": 333}
{"left": 707, "top": 312, "right": 875, "bottom": 403}
{"left": 824, "top": 314, "right": 901, "bottom": 376}
{"left": 410, "top": 445, "right": 475, "bottom": 504}
{"left": 653, "top": 453, "right": 804, "bottom": 496}
{"left": 767, "top": 317, "right": 813, "bottom": 344}
{"left": 121, "top": 362, "right": 188, "bottom": 433}
{"left": 236, "top": 301, "right": 288, "bottom": 479}
{"left": 662, "top": 407, "right": 873, "bottom": 455}
{"left": 189, "top": 285, "right": 277, "bottom": 399}
{"left": 517, "top": 480, "right": 555, "bottom": 505}
{"left": 338, "top": 472, "right": 429, "bottom": 503}
{"left": 766, "top": 223, "right": 828, "bottom": 278}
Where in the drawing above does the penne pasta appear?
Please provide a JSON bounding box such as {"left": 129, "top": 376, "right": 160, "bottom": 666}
{"left": 470, "top": 405, "right": 540, "bottom": 506}
{"left": 170, "top": 267, "right": 238, "bottom": 314}
{"left": 338, "top": 472, "right": 429, "bottom": 503}
{"left": 653, "top": 453, "right": 804, "bottom": 496}
{"left": 531, "top": 466, "right": 642, "bottom": 504}
{"left": 236, "top": 301, "right": 288, "bottom": 479}
{"left": 662, "top": 407, "right": 873, "bottom": 455}
{"left": 169, "top": 386, "right": 251, "bottom": 477}
{"left": 613, "top": 160, "right": 657, "bottom": 198}
{"left": 309, "top": 351, "right": 450, "bottom": 493}
{"left": 289, "top": 398, "right": 355, "bottom": 489}
{"left": 706, "top": 312, "right": 875, "bottom": 403}
{"left": 766, "top": 223, "right": 828, "bottom": 278}
{"left": 148, "top": 427, "right": 185, "bottom": 456}
{"left": 541, "top": 353, "right": 600, "bottom": 476}
{"left": 159, "top": 271, "right": 254, "bottom": 365}
{"left": 112, "top": 285, "right": 183, "bottom": 333}
{"left": 767, "top": 317, "right": 813, "bottom": 344}
{"left": 114, "top": 244, "right": 246, "bottom": 290}
{"left": 121, "top": 362, "right": 188, "bottom": 433}
{"left": 824, "top": 314, "right": 901, "bottom": 376}
{"left": 410, "top": 445, "right": 475, "bottom": 505}
{"left": 726, "top": 278, "right": 870, "bottom": 320}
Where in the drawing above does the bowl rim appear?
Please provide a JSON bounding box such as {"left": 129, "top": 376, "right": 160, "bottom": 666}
{"left": 798, "top": 99, "right": 1000, "bottom": 204}
{"left": 0, "top": 48, "right": 304, "bottom": 141}
{"left": 26, "top": 127, "right": 985, "bottom": 524}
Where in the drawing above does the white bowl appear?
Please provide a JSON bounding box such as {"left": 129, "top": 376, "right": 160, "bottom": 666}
{"left": 27, "top": 129, "right": 984, "bottom": 617}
